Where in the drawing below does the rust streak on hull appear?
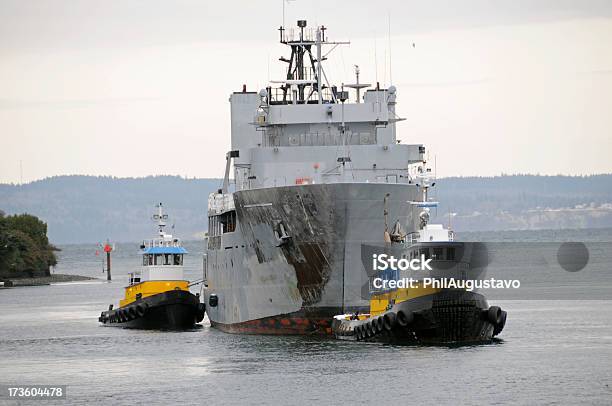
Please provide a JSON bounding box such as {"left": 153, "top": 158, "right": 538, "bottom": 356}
{"left": 211, "top": 312, "right": 335, "bottom": 335}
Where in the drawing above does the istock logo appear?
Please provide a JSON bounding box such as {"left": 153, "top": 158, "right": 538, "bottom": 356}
{"left": 372, "top": 254, "right": 432, "bottom": 271}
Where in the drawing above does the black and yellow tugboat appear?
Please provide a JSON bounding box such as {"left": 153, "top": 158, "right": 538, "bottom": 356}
{"left": 332, "top": 165, "right": 507, "bottom": 344}
{"left": 99, "top": 203, "right": 205, "bottom": 329}
{"left": 332, "top": 231, "right": 507, "bottom": 344}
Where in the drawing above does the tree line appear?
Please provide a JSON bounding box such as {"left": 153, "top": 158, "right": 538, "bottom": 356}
{"left": 0, "top": 211, "right": 58, "bottom": 278}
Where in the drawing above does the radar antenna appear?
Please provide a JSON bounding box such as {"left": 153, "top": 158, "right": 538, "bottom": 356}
{"left": 344, "top": 65, "right": 371, "bottom": 103}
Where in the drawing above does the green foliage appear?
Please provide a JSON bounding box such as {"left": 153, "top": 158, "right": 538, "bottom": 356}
{"left": 5, "top": 213, "right": 49, "bottom": 249}
{"left": 0, "top": 212, "right": 57, "bottom": 278}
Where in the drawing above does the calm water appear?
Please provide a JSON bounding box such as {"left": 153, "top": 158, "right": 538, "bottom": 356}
{"left": 1, "top": 231, "right": 612, "bottom": 405}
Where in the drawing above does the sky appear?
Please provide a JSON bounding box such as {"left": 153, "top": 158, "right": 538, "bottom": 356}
{"left": 1, "top": 0, "right": 611, "bottom": 183}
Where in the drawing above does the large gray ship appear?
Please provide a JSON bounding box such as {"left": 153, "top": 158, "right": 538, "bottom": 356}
{"left": 202, "top": 20, "right": 497, "bottom": 336}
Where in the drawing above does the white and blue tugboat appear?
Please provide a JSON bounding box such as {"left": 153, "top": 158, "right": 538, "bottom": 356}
{"left": 99, "top": 203, "right": 205, "bottom": 329}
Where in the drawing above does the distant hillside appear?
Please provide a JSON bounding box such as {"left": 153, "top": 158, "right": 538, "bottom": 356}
{"left": 432, "top": 175, "right": 612, "bottom": 231}
{"left": 0, "top": 176, "right": 220, "bottom": 244}
{"left": 1, "top": 174, "right": 611, "bottom": 243}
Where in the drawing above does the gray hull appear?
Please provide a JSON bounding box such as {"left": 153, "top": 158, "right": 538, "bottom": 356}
{"left": 204, "top": 182, "right": 420, "bottom": 334}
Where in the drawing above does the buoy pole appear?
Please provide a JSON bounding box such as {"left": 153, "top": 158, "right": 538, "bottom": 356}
{"left": 103, "top": 241, "right": 113, "bottom": 281}
{"left": 106, "top": 250, "right": 111, "bottom": 281}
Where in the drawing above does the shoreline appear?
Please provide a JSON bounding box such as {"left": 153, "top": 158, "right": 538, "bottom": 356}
{"left": 1, "top": 273, "right": 99, "bottom": 287}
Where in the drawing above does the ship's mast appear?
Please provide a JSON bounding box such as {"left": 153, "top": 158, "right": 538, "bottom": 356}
{"left": 408, "top": 162, "right": 439, "bottom": 229}
{"left": 316, "top": 28, "right": 323, "bottom": 104}
{"left": 275, "top": 20, "right": 349, "bottom": 105}
{"left": 152, "top": 203, "right": 169, "bottom": 237}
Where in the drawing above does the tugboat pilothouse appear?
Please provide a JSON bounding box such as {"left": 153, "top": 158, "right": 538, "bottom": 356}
{"left": 99, "top": 203, "right": 205, "bottom": 329}
{"left": 203, "top": 20, "right": 506, "bottom": 339}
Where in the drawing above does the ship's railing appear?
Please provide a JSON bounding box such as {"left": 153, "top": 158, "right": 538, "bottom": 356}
{"left": 243, "top": 168, "right": 411, "bottom": 189}
{"left": 268, "top": 86, "right": 336, "bottom": 105}
{"left": 142, "top": 238, "right": 181, "bottom": 248}
{"left": 282, "top": 27, "right": 316, "bottom": 43}
{"left": 262, "top": 131, "right": 377, "bottom": 147}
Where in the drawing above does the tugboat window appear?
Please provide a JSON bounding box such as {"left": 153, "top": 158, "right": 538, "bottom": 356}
{"left": 420, "top": 248, "right": 430, "bottom": 260}
{"left": 433, "top": 247, "right": 443, "bottom": 260}
{"left": 447, "top": 247, "right": 456, "bottom": 261}
{"left": 164, "top": 254, "right": 171, "bottom": 265}
{"left": 154, "top": 254, "right": 163, "bottom": 265}
{"left": 142, "top": 255, "right": 147, "bottom": 266}
{"left": 148, "top": 254, "right": 153, "bottom": 265}
{"left": 174, "top": 254, "right": 182, "bottom": 266}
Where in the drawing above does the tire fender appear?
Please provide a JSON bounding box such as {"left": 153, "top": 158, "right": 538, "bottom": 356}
{"left": 396, "top": 310, "right": 414, "bottom": 327}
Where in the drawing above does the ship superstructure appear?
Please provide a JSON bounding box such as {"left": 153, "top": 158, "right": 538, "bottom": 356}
{"left": 204, "top": 21, "right": 431, "bottom": 334}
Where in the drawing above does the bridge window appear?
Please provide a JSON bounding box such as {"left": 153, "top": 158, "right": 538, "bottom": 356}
{"left": 209, "top": 211, "right": 237, "bottom": 235}
{"left": 173, "top": 254, "right": 183, "bottom": 266}
{"left": 220, "top": 210, "right": 237, "bottom": 233}
{"left": 446, "top": 247, "right": 456, "bottom": 261}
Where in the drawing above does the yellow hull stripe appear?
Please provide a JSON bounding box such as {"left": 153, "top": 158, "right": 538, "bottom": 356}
{"left": 369, "top": 283, "right": 441, "bottom": 316}
{"left": 119, "top": 280, "right": 189, "bottom": 307}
